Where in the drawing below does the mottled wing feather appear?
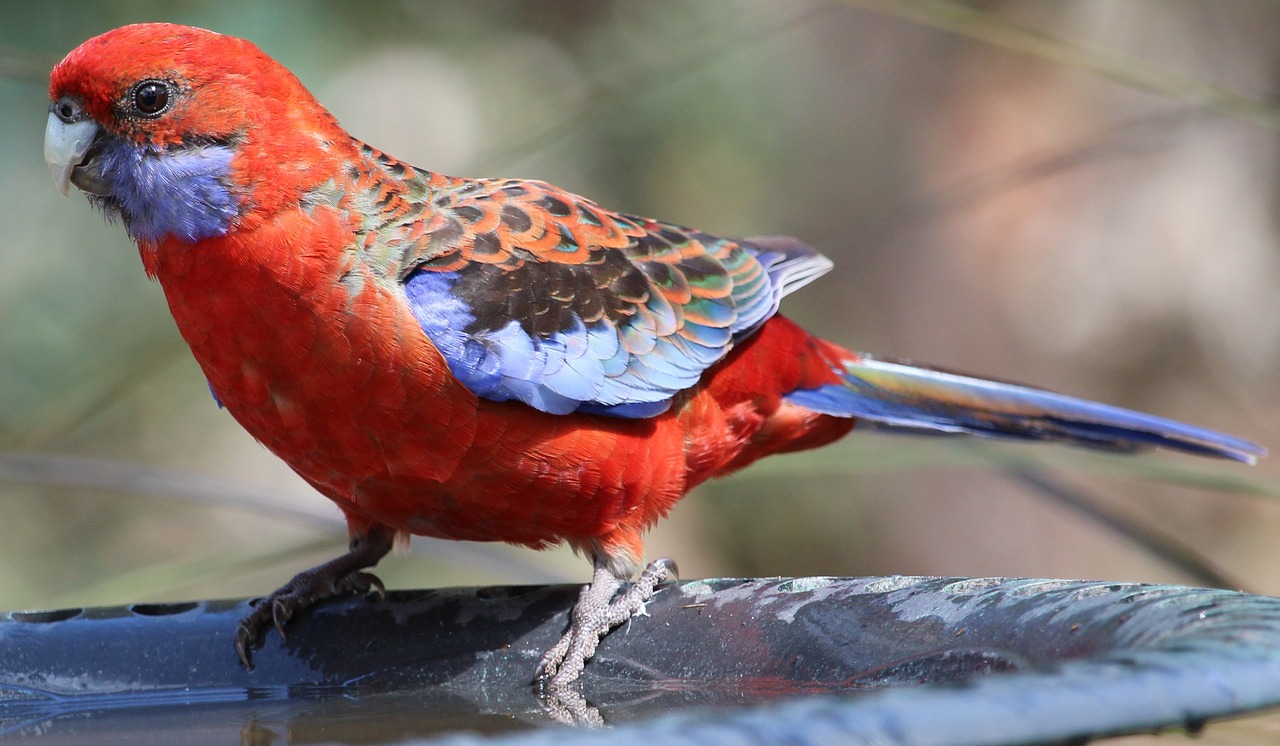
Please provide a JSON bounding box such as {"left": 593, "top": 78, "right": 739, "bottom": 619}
{"left": 347, "top": 146, "right": 832, "bottom": 417}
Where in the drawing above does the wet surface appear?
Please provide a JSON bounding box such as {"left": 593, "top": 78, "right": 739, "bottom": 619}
{"left": 3, "top": 576, "right": 1280, "bottom": 743}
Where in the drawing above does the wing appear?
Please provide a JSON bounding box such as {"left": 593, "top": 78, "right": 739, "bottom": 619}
{"left": 391, "top": 173, "right": 832, "bottom": 417}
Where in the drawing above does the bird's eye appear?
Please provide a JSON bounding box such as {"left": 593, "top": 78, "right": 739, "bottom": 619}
{"left": 131, "top": 80, "right": 172, "bottom": 117}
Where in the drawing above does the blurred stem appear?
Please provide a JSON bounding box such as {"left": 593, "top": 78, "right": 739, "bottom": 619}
{"left": 749, "top": 438, "right": 1265, "bottom": 590}
{"left": 0, "top": 451, "right": 571, "bottom": 597}
{"left": 853, "top": 109, "right": 1195, "bottom": 251}
{"left": 1, "top": 339, "right": 189, "bottom": 450}
{"left": 478, "top": 3, "right": 832, "bottom": 171}
{"left": 0, "top": 46, "right": 56, "bottom": 82}
{"left": 1002, "top": 466, "right": 1246, "bottom": 592}
{"left": 751, "top": 437, "right": 1280, "bottom": 502}
{"left": 0, "top": 451, "right": 340, "bottom": 528}
{"left": 47, "top": 535, "right": 345, "bottom": 608}
{"left": 844, "top": 0, "right": 1280, "bottom": 131}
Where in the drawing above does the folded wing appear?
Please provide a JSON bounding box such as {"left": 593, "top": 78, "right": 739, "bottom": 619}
{"left": 400, "top": 177, "right": 830, "bottom": 417}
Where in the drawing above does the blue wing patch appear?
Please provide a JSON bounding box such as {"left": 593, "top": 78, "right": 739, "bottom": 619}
{"left": 403, "top": 234, "right": 832, "bottom": 418}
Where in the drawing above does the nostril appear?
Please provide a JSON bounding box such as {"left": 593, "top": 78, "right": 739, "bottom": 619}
{"left": 52, "top": 97, "right": 83, "bottom": 123}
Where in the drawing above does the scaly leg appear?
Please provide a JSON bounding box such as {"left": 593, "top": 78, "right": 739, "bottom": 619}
{"left": 535, "top": 556, "right": 678, "bottom": 689}
{"left": 235, "top": 527, "right": 394, "bottom": 667}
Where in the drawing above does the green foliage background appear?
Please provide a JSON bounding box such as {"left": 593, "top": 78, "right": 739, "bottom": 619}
{"left": 2, "top": 0, "right": 1278, "bottom": 652}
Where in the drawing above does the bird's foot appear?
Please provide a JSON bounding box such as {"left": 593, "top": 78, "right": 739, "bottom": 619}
{"left": 235, "top": 529, "right": 393, "bottom": 668}
{"left": 535, "top": 557, "right": 678, "bottom": 690}
{"left": 234, "top": 568, "right": 385, "bottom": 667}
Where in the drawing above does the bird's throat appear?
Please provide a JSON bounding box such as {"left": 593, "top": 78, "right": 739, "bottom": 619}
{"left": 92, "top": 138, "right": 241, "bottom": 244}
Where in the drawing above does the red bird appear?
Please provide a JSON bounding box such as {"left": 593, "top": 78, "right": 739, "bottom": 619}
{"left": 46, "top": 24, "right": 1264, "bottom": 688}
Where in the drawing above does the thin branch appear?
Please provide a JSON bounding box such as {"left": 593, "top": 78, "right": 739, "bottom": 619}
{"left": 844, "top": 0, "right": 1280, "bottom": 131}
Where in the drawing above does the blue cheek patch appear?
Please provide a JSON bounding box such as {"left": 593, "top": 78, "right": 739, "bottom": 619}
{"left": 96, "top": 139, "right": 238, "bottom": 244}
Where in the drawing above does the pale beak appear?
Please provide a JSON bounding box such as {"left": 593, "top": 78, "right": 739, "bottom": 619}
{"left": 44, "top": 113, "right": 101, "bottom": 197}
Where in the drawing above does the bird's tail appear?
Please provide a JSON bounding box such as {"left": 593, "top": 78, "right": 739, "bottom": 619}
{"left": 784, "top": 356, "right": 1266, "bottom": 464}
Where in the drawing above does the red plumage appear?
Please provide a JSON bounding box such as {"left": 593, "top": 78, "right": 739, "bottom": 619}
{"left": 45, "top": 24, "right": 1262, "bottom": 690}
{"left": 47, "top": 24, "right": 851, "bottom": 567}
{"left": 146, "top": 208, "right": 851, "bottom": 560}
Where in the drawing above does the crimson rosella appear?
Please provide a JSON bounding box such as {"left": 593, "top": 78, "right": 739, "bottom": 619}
{"left": 45, "top": 24, "right": 1264, "bottom": 689}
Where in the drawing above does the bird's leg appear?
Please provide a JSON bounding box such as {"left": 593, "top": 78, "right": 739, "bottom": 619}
{"left": 235, "top": 527, "right": 394, "bottom": 668}
{"left": 535, "top": 556, "right": 678, "bottom": 690}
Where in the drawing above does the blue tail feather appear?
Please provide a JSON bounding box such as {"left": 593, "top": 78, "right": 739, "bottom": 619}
{"left": 784, "top": 357, "right": 1265, "bottom": 464}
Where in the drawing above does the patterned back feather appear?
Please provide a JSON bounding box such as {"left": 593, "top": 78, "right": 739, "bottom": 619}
{"left": 320, "top": 144, "right": 833, "bottom": 417}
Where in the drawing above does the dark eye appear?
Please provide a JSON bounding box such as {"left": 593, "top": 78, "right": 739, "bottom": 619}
{"left": 131, "top": 80, "right": 172, "bottom": 116}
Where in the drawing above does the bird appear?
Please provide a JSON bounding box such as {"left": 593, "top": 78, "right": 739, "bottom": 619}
{"left": 45, "top": 23, "right": 1264, "bottom": 690}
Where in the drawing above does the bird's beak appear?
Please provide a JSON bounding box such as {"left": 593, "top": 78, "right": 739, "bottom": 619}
{"left": 44, "top": 113, "right": 101, "bottom": 197}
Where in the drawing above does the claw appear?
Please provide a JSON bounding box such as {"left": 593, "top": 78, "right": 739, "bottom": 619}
{"left": 233, "top": 529, "right": 393, "bottom": 668}
{"left": 648, "top": 557, "right": 679, "bottom": 584}
{"left": 267, "top": 601, "right": 283, "bottom": 638}
{"left": 364, "top": 573, "right": 387, "bottom": 599}
{"left": 234, "top": 624, "right": 256, "bottom": 670}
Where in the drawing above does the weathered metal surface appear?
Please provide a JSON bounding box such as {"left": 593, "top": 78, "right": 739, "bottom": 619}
{"left": 2, "top": 576, "right": 1280, "bottom": 743}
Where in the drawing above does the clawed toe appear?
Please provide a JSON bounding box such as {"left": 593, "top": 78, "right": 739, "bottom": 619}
{"left": 234, "top": 530, "right": 394, "bottom": 668}
{"left": 234, "top": 611, "right": 263, "bottom": 669}
{"left": 235, "top": 568, "right": 386, "bottom": 668}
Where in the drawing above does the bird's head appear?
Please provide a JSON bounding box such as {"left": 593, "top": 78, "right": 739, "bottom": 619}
{"left": 46, "top": 23, "right": 345, "bottom": 245}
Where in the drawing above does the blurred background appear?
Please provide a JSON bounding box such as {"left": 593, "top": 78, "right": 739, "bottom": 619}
{"left": 2, "top": 0, "right": 1279, "bottom": 655}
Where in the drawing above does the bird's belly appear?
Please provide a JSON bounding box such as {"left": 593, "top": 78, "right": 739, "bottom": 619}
{"left": 332, "top": 398, "right": 692, "bottom": 547}
{"left": 153, "top": 236, "right": 688, "bottom": 546}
